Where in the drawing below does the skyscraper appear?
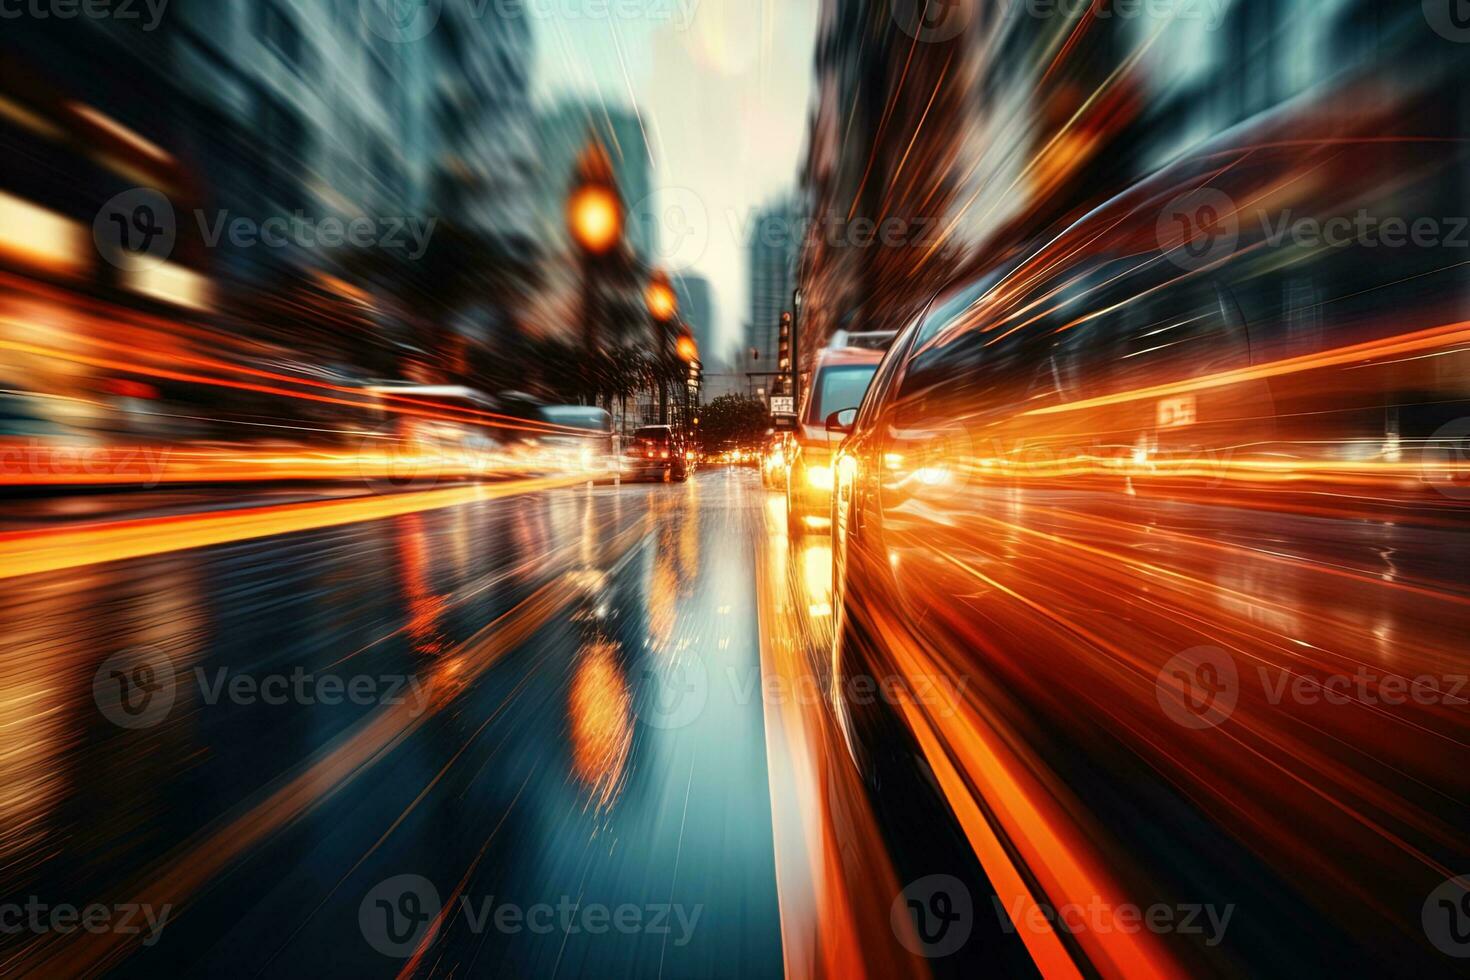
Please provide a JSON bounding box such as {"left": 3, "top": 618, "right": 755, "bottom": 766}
{"left": 674, "top": 273, "right": 715, "bottom": 363}
{"left": 745, "top": 195, "right": 799, "bottom": 383}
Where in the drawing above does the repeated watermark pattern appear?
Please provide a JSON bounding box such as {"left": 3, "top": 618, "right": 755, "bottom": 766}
{"left": 0, "top": 898, "right": 171, "bottom": 947}
{"left": 358, "top": 874, "right": 703, "bottom": 958}
{"left": 1158, "top": 188, "right": 1470, "bottom": 271}
{"left": 93, "top": 647, "right": 429, "bottom": 729}
{"left": 0, "top": 443, "right": 168, "bottom": 487}
{"left": 0, "top": 0, "right": 169, "bottom": 30}
{"left": 1156, "top": 645, "right": 1468, "bottom": 729}
{"left": 892, "top": 875, "right": 974, "bottom": 957}
{"left": 1424, "top": 0, "right": 1470, "bottom": 43}
{"left": 994, "top": 895, "right": 1235, "bottom": 946}
{"left": 94, "top": 188, "right": 437, "bottom": 269}
{"left": 1423, "top": 875, "right": 1470, "bottom": 958}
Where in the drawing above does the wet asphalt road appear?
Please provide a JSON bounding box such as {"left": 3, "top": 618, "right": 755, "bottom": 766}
{"left": 3, "top": 472, "right": 789, "bottom": 977}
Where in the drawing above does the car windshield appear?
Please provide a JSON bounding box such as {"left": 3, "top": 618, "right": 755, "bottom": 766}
{"left": 632, "top": 427, "right": 671, "bottom": 444}
{"left": 807, "top": 365, "right": 878, "bottom": 423}
{"left": 540, "top": 406, "right": 612, "bottom": 432}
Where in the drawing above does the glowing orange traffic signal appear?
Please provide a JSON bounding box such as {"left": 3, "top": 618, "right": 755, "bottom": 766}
{"left": 568, "top": 184, "right": 622, "bottom": 255}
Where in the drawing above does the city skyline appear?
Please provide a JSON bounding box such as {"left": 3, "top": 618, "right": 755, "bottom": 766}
{"left": 531, "top": 1, "right": 818, "bottom": 361}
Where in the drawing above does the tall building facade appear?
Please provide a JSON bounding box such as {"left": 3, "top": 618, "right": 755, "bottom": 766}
{"left": 674, "top": 272, "right": 715, "bottom": 362}
{"left": 534, "top": 101, "right": 656, "bottom": 263}
{"left": 744, "top": 195, "right": 799, "bottom": 386}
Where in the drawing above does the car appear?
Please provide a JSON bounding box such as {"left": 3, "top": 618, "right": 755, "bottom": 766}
{"left": 783, "top": 342, "right": 888, "bottom": 538}
{"left": 760, "top": 434, "right": 788, "bottom": 489}
{"left": 622, "top": 425, "right": 689, "bottom": 483}
{"left": 826, "top": 100, "right": 1470, "bottom": 803}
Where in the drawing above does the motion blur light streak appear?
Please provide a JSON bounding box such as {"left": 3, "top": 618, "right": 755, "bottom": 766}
{"left": 6, "top": 1, "right": 1470, "bottom": 977}
{"left": 0, "top": 475, "right": 589, "bottom": 581}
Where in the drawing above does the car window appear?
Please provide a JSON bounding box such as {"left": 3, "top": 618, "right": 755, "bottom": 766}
{"left": 806, "top": 365, "right": 879, "bottom": 423}
{"left": 855, "top": 313, "right": 924, "bottom": 430}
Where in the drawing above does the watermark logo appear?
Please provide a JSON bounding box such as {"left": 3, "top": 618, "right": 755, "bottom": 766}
{"left": 360, "top": 874, "right": 442, "bottom": 958}
{"left": 1424, "top": 875, "right": 1470, "bottom": 957}
{"left": 633, "top": 657, "right": 708, "bottom": 730}
{"left": 892, "top": 874, "right": 973, "bottom": 957}
{"left": 634, "top": 187, "right": 711, "bottom": 271}
{"left": 93, "top": 647, "right": 177, "bottom": 730}
{"left": 1156, "top": 646, "right": 1238, "bottom": 729}
{"left": 1424, "top": 0, "right": 1470, "bottom": 42}
{"left": 361, "top": 0, "right": 442, "bottom": 42}
{"left": 357, "top": 423, "right": 453, "bottom": 494}
{"left": 195, "top": 210, "right": 437, "bottom": 259}
{"left": 94, "top": 187, "right": 176, "bottom": 269}
{"left": 893, "top": 0, "right": 971, "bottom": 42}
{"left": 1421, "top": 418, "right": 1470, "bottom": 500}
{"left": 359, "top": 877, "right": 703, "bottom": 958}
{"left": 94, "top": 655, "right": 429, "bottom": 730}
{"left": 1157, "top": 188, "right": 1238, "bottom": 271}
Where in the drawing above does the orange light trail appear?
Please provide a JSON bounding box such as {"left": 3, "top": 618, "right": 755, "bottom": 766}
{"left": 0, "top": 474, "right": 589, "bottom": 581}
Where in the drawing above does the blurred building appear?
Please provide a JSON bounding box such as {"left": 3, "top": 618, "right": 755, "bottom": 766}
{"left": 744, "top": 195, "right": 800, "bottom": 386}
{"left": 673, "top": 273, "right": 715, "bottom": 364}
{"left": 524, "top": 100, "right": 657, "bottom": 355}
{"left": 798, "top": 0, "right": 977, "bottom": 371}
{"left": 534, "top": 101, "right": 657, "bottom": 263}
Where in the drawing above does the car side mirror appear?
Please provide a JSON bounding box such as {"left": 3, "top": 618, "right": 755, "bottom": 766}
{"left": 825, "top": 408, "right": 857, "bottom": 434}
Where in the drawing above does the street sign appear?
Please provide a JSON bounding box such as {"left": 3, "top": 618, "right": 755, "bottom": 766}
{"left": 770, "top": 396, "right": 795, "bottom": 416}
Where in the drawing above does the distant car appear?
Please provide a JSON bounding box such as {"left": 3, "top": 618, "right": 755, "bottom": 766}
{"left": 784, "top": 342, "right": 887, "bottom": 537}
{"left": 622, "top": 425, "right": 689, "bottom": 483}
{"left": 761, "top": 435, "right": 788, "bottom": 489}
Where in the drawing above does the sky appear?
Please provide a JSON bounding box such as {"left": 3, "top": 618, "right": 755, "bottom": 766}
{"left": 532, "top": 0, "right": 819, "bottom": 362}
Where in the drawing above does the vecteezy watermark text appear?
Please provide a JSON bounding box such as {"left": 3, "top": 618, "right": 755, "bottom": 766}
{"left": 193, "top": 211, "right": 438, "bottom": 260}
{"left": 1156, "top": 645, "right": 1468, "bottom": 729}
{"left": 93, "top": 648, "right": 430, "bottom": 730}
{"left": 359, "top": 875, "right": 702, "bottom": 958}
{"left": 0, "top": 443, "right": 168, "bottom": 487}
{"left": 0, "top": 0, "right": 169, "bottom": 30}
{"left": 94, "top": 188, "right": 438, "bottom": 269}
{"left": 994, "top": 895, "right": 1235, "bottom": 947}
{"left": 0, "top": 898, "right": 171, "bottom": 947}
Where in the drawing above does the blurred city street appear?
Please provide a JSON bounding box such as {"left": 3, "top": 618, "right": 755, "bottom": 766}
{"left": 0, "top": 470, "right": 1017, "bottom": 978}
{"left": 4, "top": 0, "right": 1470, "bottom": 977}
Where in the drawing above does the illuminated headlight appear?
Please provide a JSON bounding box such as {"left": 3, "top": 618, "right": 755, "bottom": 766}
{"left": 805, "top": 464, "right": 834, "bottom": 491}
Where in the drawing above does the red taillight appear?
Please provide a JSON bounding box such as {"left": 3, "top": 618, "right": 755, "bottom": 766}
{"left": 660, "top": 451, "right": 670, "bottom": 459}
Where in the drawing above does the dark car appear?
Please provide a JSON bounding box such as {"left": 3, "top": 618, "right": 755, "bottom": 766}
{"left": 621, "top": 425, "right": 689, "bottom": 483}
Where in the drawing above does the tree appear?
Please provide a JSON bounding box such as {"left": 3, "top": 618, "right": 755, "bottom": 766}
{"left": 698, "top": 394, "right": 771, "bottom": 451}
